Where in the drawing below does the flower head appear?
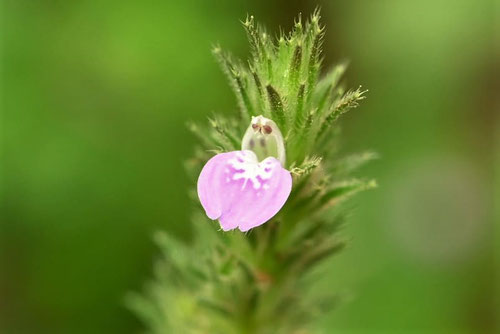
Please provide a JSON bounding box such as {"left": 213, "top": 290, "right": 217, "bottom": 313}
{"left": 197, "top": 116, "right": 291, "bottom": 231}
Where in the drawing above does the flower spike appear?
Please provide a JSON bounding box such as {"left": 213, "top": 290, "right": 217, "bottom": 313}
{"left": 131, "top": 13, "right": 375, "bottom": 334}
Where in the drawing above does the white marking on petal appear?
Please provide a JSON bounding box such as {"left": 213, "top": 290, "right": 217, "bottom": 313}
{"left": 228, "top": 151, "right": 274, "bottom": 190}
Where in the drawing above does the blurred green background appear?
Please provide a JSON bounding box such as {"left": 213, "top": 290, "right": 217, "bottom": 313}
{"left": 1, "top": 0, "right": 497, "bottom": 333}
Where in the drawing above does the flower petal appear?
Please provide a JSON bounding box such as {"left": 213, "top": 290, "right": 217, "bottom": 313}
{"left": 197, "top": 150, "right": 292, "bottom": 231}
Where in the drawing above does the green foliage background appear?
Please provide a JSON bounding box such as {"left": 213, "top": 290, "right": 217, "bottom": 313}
{"left": 1, "top": 0, "right": 497, "bottom": 333}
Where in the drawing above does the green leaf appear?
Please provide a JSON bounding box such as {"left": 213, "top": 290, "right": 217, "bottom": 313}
{"left": 332, "top": 151, "right": 379, "bottom": 174}
{"left": 317, "top": 87, "right": 367, "bottom": 140}
{"left": 319, "top": 178, "right": 377, "bottom": 208}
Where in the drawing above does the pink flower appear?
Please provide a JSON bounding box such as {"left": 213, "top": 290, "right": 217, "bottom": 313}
{"left": 197, "top": 116, "right": 292, "bottom": 231}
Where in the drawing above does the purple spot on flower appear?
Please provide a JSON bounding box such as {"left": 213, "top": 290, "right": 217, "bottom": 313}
{"left": 197, "top": 150, "right": 292, "bottom": 231}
